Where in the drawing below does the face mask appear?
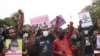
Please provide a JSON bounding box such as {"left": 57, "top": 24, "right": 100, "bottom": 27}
{"left": 42, "top": 31, "right": 49, "bottom": 37}
{"left": 23, "top": 33, "right": 29, "bottom": 38}
{"left": 84, "top": 30, "right": 88, "bottom": 35}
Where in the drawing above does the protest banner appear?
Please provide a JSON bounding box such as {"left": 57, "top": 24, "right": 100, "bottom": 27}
{"left": 5, "top": 39, "right": 22, "bottom": 56}
{"left": 78, "top": 10, "right": 93, "bottom": 28}
{"left": 30, "top": 15, "right": 51, "bottom": 29}
{"left": 50, "top": 15, "right": 66, "bottom": 26}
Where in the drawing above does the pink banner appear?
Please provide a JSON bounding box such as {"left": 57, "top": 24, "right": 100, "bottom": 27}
{"left": 30, "top": 15, "right": 51, "bottom": 28}
{"left": 5, "top": 51, "right": 22, "bottom": 56}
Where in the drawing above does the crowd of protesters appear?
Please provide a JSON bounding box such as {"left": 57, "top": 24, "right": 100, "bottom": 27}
{"left": 0, "top": 9, "right": 100, "bottom": 56}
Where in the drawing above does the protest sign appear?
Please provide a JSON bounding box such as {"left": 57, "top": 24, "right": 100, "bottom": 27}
{"left": 30, "top": 15, "right": 51, "bottom": 29}
{"left": 50, "top": 15, "right": 66, "bottom": 26}
{"left": 78, "top": 10, "right": 93, "bottom": 28}
{"left": 5, "top": 39, "right": 22, "bottom": 56}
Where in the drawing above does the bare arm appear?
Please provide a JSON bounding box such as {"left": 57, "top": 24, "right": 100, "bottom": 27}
{"left": 65, "top": 22, "right": 74, "bottom": 41}
{"left": 18, "top": 9, "right": 24, "bottom": 33}
{"left": 28, "top": 26, "right": 35, "bottom": 46}
{"left": 50, "top": 16, "right": 60, "bottom": 36}
{"left": 88, "top": 16, "right": 98, "bottom": 36}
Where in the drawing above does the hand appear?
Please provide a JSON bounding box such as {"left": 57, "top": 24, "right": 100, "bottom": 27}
{"left": 56, "top": 16, "right": 61, "bottom": 20}
{"left": 58, "top": 51, "right": 65, "bottom": 56}
{"left": 56, "top": 16, "right": 60, "bottom": 24}
{"left": 18, "top": 9, "right": 24, "bottom": 14}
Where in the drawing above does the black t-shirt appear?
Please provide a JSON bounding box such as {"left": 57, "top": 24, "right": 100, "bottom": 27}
{"left": 85, "top": 45, "right": 93, "bottom": 54}
{"left": 35, "top": 34, "right": 54, "bottom": 56}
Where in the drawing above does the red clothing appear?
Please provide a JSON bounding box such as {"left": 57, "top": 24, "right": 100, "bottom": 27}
{"left": 53, "top": 26, "right": 74, "bottom": 56}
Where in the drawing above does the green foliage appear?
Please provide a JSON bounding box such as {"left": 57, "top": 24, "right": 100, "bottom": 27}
{"left": 84, "top": 0, "right": 100, "bottom": 23}
{"left": 4, "top": 17, "right": 16, "bottom": 26}
{"left": 0, "top": 19, "right": 8, "bottom": 27}
{"left": 0, "top": 12, "right": 28, "bottom": 29}
{"left": 0, "top": 17, "right": 16, "bottom": 28}
{"left": 0, "top": 12, "right": 22, "bottom": 28}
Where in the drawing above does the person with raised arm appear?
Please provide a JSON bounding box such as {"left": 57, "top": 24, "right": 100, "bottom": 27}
{"left": 52, "top": 21, "right": 74, "bottom": 56}
{"left": 28, "top": 16, "right": 60, "bottom": 56}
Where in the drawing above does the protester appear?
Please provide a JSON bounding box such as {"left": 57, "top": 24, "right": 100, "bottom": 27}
{"left": 70, "top": 30, "right": 80, "bottom": 56}
{"left": 78, "top": 18, "right": 98, "bottom": 56}
{"left": 94, "top": 16, "right": 100, "bottom": 56}
{"left": 52, "top": 21, "right": 74, "bottom": 56}
{"left": 27, "top": 16, "right": 60, "bottom": 56}
{"left": 2, "top": 9, "right": 24, "bottom": 56}
{"left": 0, "top": 8, "right": 100, "bottom": 56}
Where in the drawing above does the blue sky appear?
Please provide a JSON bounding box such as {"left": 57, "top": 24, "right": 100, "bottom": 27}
{"left": 0, "top": 0, "right": 92, "bottom": 28}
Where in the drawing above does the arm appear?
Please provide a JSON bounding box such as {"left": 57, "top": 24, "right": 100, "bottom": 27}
{"left": 78, "top": 20, "right": 82, "bottom": 33}
{"left": 65, "top": 22, "right": 74, "bottom": 41}
{"left": 50, "top": 16, "right": 60, "bottom": 36}
{"left": 88, "top": 17, "right": 98, "bottom": 36}
{"left": 28, "top": 26, "right": 35, "bottom": 46}
{"left": 18, "top": 9, "right": 24, "bottom": 34}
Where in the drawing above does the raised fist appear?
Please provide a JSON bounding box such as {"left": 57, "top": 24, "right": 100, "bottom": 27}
{"left": 18, "top": 9, "right": 24, "bottom": 14}
{"left": 56, "top": 16, "right": 61, "bottom": 20}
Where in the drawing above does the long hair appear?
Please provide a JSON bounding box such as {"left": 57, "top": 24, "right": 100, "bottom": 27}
{"left": 6, "top": 28, "right": 16, "bottom": 37}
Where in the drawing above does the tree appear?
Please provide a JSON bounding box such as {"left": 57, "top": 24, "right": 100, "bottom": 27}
{"left": 0, "top": 19, "right": 8, "bottom": 28}
{"left": 3, "top": 17, "right": 16, "bottom": 27}
{"left": 0, "top": 10, "right": 23, "bottom": 28}
{"left": 84, "top": 0, "right": 100, "bottom": 23}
